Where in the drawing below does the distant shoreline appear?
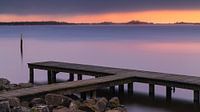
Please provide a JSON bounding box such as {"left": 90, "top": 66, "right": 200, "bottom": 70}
{"left": 0, "top": 21, "right": 199, "bottom": 26}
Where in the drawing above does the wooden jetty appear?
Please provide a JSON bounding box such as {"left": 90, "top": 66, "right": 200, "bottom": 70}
{"left": 1, "top": 61, "right": 200, "bottom": 104}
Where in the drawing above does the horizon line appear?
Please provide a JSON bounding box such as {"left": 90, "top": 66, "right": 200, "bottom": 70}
{"left": 0, "top": 20, "right": 199, "bottom": 24}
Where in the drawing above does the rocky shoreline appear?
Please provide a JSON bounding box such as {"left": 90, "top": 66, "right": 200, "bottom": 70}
{"left": 0, "top": 78, "right": 127, "bottom": 112}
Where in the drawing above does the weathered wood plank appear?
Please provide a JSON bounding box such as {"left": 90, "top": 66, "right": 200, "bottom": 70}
{"left": 0, "top": 73, "right": 134, "bottom": 99}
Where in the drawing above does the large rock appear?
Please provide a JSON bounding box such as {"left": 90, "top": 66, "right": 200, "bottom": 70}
{"left": 7, "top": 97, "right": 21, "bottom": 107}
{"left": 95, "top": 97, "right": 108, "bottom": 112}
{"left": 0, "top": 78, "right": 10, "bottom": 85}
{"left": 0, "top": 101, "right": 11, "bottom": 112}
{"left": 45, "top": 94, "right": 73, "bottom": 107}
{"left": 108, "top": 97, "right": 120, "bottom": 109}
{"left": 0, "top": 78, "right": 11, "bottom": 91}
{"left": 30, "top": 98, "right": 45, "bottom": 107}
{"left": 31, "top": 105, "right": 49, "bottom": 112}
{"left": 83, "top": 99, "right": 96, "bottom": 106}
{"left": 69, "top": 101, "right": 81, "bottom": 111}
{"left": 12, "top": 106, "right": 30, "bottom": 112}
{"left": 79, "top": 99, "right": 97, "bottom": 112}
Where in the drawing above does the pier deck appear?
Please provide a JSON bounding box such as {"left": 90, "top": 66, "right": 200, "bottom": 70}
{"left": 1, "top": 61, "right": 200, "bottom": 104}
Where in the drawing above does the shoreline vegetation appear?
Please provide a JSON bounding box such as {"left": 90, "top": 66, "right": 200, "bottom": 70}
{"left": 0, "top": 20, "right": 199, "bottom": 26}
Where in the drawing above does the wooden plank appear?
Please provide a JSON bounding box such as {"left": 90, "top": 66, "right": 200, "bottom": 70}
{"left": 28, "top": 61, "right": 200, "bottom": 85}
{"left": 28, "top": 61, "right": 117, "bottom": 77}
{"left": 0, "top": 73, "right": 135, "bottom": 99}
{"left": 126, "top": 71, "right": 200, "bottom": 88}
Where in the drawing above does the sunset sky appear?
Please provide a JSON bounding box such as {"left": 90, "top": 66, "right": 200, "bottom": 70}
{"left": 1, "top": 0, "right": 200, "bottom": 23}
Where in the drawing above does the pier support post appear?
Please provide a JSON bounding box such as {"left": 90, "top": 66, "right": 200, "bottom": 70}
{"left": 78, "top": 74, "right": 82, "bottom": 80}
{"left": 69, "top": 73, "right": 74, "bottom": 81}
{"left": 90, "top": 91, "right": 97, "bottom": 99}
{"left": 51, "top": 71, "right": 57, "bottom": 83}
{"left": 166, "top": 86, "right": 172, "bottom": 102}
{"left": 48, "top": 70, "right": 52, "bottom": 84}
{"left": 29, "top": 68, "right": 34, "bottom": 84}
{"left": 110, "top": 86, "right": 116, "bottom": 96}
{"left": 95, "top": 76, "right": 100, "bottom": 78}
{"left": 149, "top": 84, "right": 155, "bottom": 99}
{"left": 119, "top": 85, "right": 124, "bottom": 95}
{"left": 128, "top": 83, "right": 133, "bottom": 95}
{"left": 194, "top": 90, "right": 199, "bottom": 104}
{"left": 81, "top": 92, "right": 87, "bottom": 100}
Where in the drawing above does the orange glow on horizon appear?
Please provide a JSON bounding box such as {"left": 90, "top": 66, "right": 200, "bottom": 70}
{"left": 138, "top": 42, "right": 200, "bottom": 54}
{"left": 1, "top": 10, "right": 200, "bottom": 23}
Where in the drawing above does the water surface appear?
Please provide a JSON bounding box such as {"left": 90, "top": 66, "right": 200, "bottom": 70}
{"left": 0, "top": 25, "right": 200, "bottom": 111}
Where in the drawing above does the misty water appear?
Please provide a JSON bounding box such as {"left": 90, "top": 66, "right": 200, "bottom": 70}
{"left": 1, "top": 25, "right": 200, "bottom": 111}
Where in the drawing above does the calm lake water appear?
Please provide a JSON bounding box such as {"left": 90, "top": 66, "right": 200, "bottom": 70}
{"left": 1, "top": 25, "right": 200, "bottom": 111}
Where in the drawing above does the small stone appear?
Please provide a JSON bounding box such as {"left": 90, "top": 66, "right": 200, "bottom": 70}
{"left": 0, "top": 101, "right": 11, "bottom": 112}
{"left": 45, "top": 94, "right": 73, "bottom": 107}
{"left": 69, "top": 101, "right": 81, "bottom": 111}
{"left": 18, "top": 83, "right": 33, "bottom": 88}
{"left": 30, "top": 98, "right": 45, "bottom": 107}
{"left": 108, "top": 97, "right": 120, "bottom": 108}
{"left": 31, "top": 105, "right": 49, "bottom": 112}
{"left": 8, "top": 97, "right": 21, "bottom": 107}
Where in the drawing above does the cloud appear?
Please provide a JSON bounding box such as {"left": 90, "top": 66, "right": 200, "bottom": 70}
{"left": 0, "top": 0, "right": 200, "bottom": 15}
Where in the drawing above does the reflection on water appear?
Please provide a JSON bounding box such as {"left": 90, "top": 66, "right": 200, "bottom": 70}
{"left": 0, "top": 25, "right": 200, "bottom": 112}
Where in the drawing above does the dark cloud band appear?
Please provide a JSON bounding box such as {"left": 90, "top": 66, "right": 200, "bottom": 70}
{"left": 0, "top": 0, "right": 200, "bottom": 15}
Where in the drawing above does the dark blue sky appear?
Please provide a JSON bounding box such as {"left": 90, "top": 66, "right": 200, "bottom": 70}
{"left": 0, "top": 0, "right": 200, "bottom": 15}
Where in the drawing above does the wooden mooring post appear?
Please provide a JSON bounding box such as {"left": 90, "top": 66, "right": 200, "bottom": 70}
{"left": 20, "top": 34, "right": 24, "bottom": 61}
